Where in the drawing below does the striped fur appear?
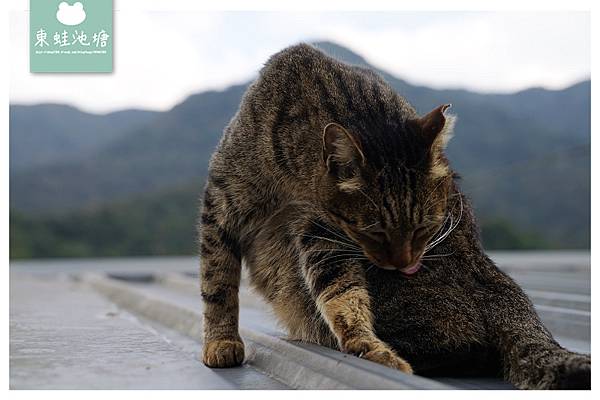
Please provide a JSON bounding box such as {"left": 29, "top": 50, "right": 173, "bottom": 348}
{"left": 198, "top": 43, "right": 590, "bottom": 388}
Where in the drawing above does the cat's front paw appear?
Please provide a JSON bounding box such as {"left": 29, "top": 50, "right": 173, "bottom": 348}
{"left": 202, "top": 338, "right": 245, "bottom": 368}
{"left": 343, "top": 337, "right": 413, "bottom": 374}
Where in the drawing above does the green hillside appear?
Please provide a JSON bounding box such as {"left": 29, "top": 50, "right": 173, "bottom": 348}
{"left": 9, "top": 182, "right": 551, "bottom": 259}
{"left": 10, "top": 184, "right": 202, "bottom": 258}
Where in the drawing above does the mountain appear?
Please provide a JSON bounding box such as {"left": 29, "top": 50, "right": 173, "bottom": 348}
{"left": 10, "top": 85, "right": 246, "bottom": 213}
{"left": 9, "top": 104, "right": 159, "bottom": 172}
{"left": 9, "top": 41, "right": 590, "bottom": 250}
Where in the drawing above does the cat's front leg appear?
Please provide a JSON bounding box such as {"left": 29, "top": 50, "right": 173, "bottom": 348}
{"left": 323, "top": 288, "right": 413, "bottom": 373}
{"left": 199, "top": 186, "right": 244, "bottom": 368}
{"left": 298, "top": 235, "right": 413, "bottom": 374}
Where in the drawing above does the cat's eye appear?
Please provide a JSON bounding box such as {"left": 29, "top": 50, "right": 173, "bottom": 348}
{"left": 366, "top": 231, "right": 387, "bottom": 243}
{"left": 350, "top": 223, "right": 383, "bottom": 242}
{"left": 413, "top": 227, "right": 429, "bottom": 241}
{"left": 359, "top": 226, "right": 387, "bottom": 243}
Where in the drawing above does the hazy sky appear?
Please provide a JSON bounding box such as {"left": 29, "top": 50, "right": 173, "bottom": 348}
{"left": 10, "top": 8, "right": 590, "bottom": 113}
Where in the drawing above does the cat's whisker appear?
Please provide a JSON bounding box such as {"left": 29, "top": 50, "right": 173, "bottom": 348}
{"left": 421, "top": 250, "right": 456, "bottom": 259}
{"left": 419, "top": 262, "right": 432, "bottom": 272}
{"left": 423, "top": 193, "right": 461, "bottom": 215}
{"left": 359, "top": 221, "right": 380, "bottom": 231}
{"left": 310, "top": 219, "right": 359, "bottom": 247}
{"left": 422, "top": 192, "right": 452, "bottom": 212}
{"left": 308, "top": 254, "right": 355, "bottom": 268}
{"left": 424, "top": 196, "right": 463, "bottom": 253}
{"left": 303, "top": 248, "right": 362, "bottom": 255}
{"left": 426, "top": 196, "right": 461, "bottom": 246}
{"left": 364, "top": 263, "right": 377, "bottom": 274}
{"left": 299, "top": 234, "right": 361, "bottom": 250}
{"left": 425, "top": 228, "right": 451, "bottom": 252}
{"left": 432, "top": 214, "right": 452, "bottom": 238}
{"left": 424, "top": 220, "right": 453, "bottom": 251}
{"left": 421, "top": 178, "right": 448, "bottom": 208}
{"left": 425, "top": 223, "right": 452, "bottom": 251}
{"left": 304, "top": 251, "right": 366, "bottom": 262}
{"left": 425, "top": 213, "right": 453, "bottom": 250}
{"left": 310, "top": 254, "right": 369, "bottom": 269}
{"left": 357, "top": 188, "right": 379, "bottom": 209}
{"left": 310, "top": 218, "right": 342, "bottom": 236}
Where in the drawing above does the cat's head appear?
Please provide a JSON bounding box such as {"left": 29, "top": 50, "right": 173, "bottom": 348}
{"left": 316, "top": 104, "right": 457, "bottom": 276}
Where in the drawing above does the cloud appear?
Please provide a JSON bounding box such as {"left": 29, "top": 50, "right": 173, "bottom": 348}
{"left": 56, "top": 2, "right": 86, "bottom": 26}
{"left": 10, "top": 10, "right": 590, "bottom": 113}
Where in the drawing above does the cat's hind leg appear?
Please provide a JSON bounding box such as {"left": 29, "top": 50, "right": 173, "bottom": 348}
{"left": 199, "top": 183, "right": 244, "bottom": 368}
{"left": 476, "top": 265, "right": 590, "bottom": 389}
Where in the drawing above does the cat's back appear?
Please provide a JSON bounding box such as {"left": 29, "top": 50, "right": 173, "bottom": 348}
{"left": 209, "top": 43, "right": 423, "bottom": 210}
{"left": 208, "top": 44, "right": 325, "bottom": 181}
{"left": 214, "top": 44, "right": 410, "bottom": 178}
{"left": 228, "top": 43, "right": 344, "bottom": 147}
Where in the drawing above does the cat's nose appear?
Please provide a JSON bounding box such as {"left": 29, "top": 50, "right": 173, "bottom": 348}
{"left": 389, "top": 242, "right": 412, "bottom": 269}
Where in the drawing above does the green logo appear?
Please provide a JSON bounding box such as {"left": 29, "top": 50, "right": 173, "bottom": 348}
{"left": 30, "top": 0, "right": 113, "bottom": 73}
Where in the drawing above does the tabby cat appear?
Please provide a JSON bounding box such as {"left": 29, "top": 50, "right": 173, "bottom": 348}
{"left": 198, "top": 43, "right": 590, "bottom": 389}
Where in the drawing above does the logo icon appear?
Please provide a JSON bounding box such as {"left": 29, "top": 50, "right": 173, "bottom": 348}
{"left": 30, "top": 0, "right": 113, "bottom": 73}
{"left": 56, "top": 2, "right": 86, "bottom": 26}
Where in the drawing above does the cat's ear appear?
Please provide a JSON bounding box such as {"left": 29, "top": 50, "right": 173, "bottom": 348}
{"left": 322, "top": 123, "right": 366, "bottom": 172}
{"left": 410, "top": 104, "right": 455, "bottom": 150}
{"left": 409, "top": 104, "right": 456, "bottom": 179}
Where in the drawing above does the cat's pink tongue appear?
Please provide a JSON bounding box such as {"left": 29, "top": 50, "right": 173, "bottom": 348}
{"left": 400, "top": 262, "right": 421, "bottom": 275}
